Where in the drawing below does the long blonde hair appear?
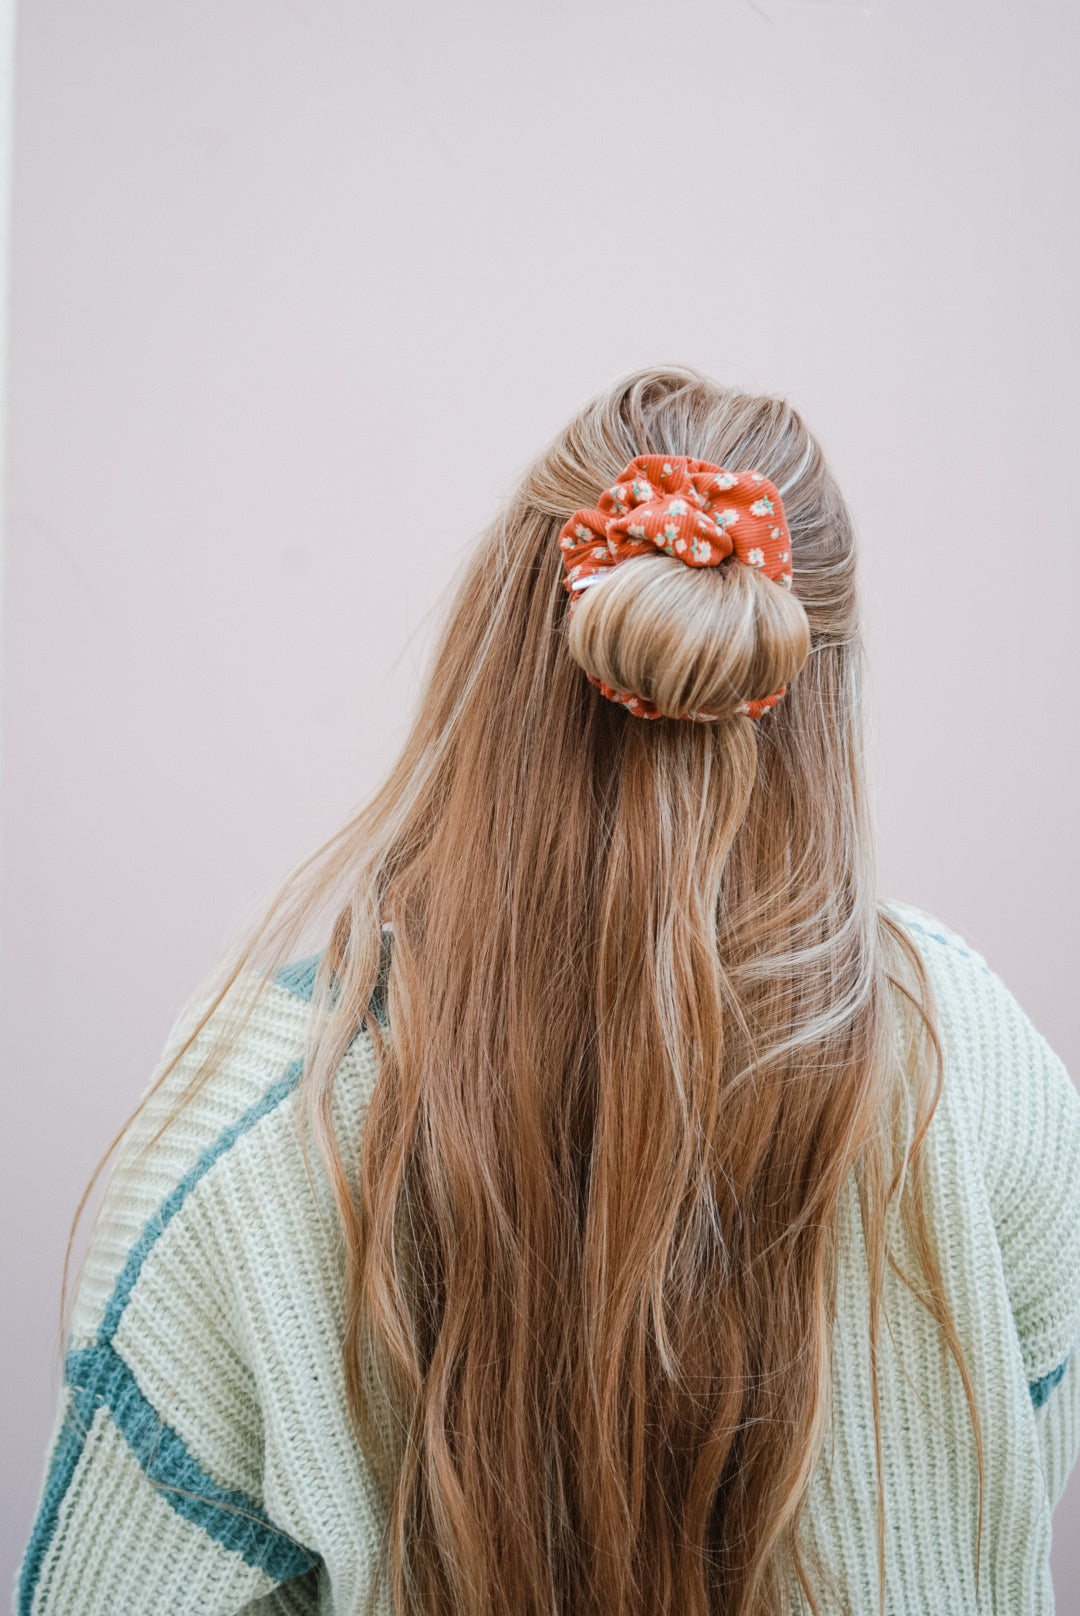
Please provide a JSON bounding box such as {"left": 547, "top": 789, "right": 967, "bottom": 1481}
{"left": 73, "top": 365, "right": 980, "bottom": 1616}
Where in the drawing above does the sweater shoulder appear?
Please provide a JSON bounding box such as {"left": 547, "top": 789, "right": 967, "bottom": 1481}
{"left": 70, "top": 955, "right": 378, "bottom": 1353}
{"left": 880, "top": 897, "right": 993, "bottom": 977}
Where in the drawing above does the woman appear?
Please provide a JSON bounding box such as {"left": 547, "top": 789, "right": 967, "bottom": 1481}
{"left": 19, "top": 366, "right": 1080, "bottom": 1615}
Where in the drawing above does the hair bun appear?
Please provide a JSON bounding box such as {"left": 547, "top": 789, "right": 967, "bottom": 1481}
{"left": 567, "top": 552, "right": 810, "bottom": 723}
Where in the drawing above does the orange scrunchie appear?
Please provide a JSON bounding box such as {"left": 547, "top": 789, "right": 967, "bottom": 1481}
{"left": 559, "top": 455, "right": 794, "bottom": 721}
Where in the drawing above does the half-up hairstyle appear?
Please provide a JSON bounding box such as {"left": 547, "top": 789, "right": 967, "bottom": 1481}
{"left": 73, "top": 365, "right": 981, "bottom": 1616}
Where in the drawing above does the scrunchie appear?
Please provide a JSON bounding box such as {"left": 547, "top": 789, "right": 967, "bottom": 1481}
{"left": 559, "top": 455, "right": 794, "bottom": 721}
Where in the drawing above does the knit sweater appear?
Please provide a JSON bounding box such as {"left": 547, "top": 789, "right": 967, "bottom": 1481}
{"left": 16, "top": 902, "right": 1080, "bottom": 1615}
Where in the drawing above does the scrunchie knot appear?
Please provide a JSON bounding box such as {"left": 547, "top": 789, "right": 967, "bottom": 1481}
{"left": 558, "top": 455, "right": 795, "bottom": 722}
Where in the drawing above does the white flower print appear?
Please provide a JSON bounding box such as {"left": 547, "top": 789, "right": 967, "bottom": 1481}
{"left": 749, "top": 497, "right": 774, "bottom": 517}
{"left": 666, "top": 498, "right": 689, "bottom": 516}
{"left": 690, "top": 538, "right": 713, "bottom": 562}
{"left": 662, "top": 522, "right": 679, "bottom": 549}
{"left": 780, "top": 572, "right": 792, "bottom": 588}
{"left": 627, "top": 523, "right": 647, "bottom": 539}
{"left": 630, "top": 479, "right": 653, "bottom": 502}
{"left": 713, "top": 472, "right": 737, "bottom": 491}
{"left": 746, "top": 547, "right": 765, "bottom": 568}
{"left": 716, "top": 508, "right": 739, "bottom": 529}
{"left": 675, "top": 537, "right": 687, "bottom": 554}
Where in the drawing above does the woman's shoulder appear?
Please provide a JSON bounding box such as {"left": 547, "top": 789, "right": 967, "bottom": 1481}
{"left": 880, "top": 896, "right": 1056, "bottom": 1084}
{"left": 879, "top": 893, "right": 1076, "bottom": 1164}
{"left": 880, "top": 896, "right": 993, "bottom": 980}
{"left": 70, "top": 956, "right": 379, "bottom": 1356}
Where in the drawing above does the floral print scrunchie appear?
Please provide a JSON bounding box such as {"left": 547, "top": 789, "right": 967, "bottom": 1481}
{"left": 558, "top": 455, "right": 794, "bottom": 721}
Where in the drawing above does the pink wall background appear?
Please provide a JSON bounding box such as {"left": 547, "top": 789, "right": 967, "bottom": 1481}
{"left": 3, "top": 0, "right": 1078, "bottom": 1602}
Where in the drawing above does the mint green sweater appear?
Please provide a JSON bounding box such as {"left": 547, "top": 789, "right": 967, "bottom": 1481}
{"left": 16, "top": 903, "right": 1080, "bottom": 1614}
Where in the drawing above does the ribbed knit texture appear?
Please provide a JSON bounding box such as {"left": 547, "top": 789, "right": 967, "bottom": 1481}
{"left": 15, "top": 903, "right": 1080, "bottom": 1615}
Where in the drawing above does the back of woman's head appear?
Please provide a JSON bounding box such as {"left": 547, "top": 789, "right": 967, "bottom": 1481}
{"left": 530, "top": 369, "right": 842, "bottom": 726}
{"left": 128, "top": 366, "right": 974, "bottom": 1616}
{"left": 419, "top": 365, "right": 856, "bottom": 756}
{"left": 361, "top": 370, "right": 870, "bottom": 1097}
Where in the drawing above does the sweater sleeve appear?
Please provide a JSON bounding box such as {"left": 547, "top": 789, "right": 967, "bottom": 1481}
{"left": 1032, "top": 1338, "right": 1080, "bottom": 1514}
{"left": 889, "top": 903, "right": 1080, "bottom": 1504}
{"left": 962, "top": 958, "right": 1080, "bottom": 1395}
{"left": 16, "top": 979, "right": 324, "bottom": 1616}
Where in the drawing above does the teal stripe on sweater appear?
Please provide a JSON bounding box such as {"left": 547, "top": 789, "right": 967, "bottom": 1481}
{"left": 1030, "top": 1358, "right": 1069, "bottom": 1409}
{"left": 20, "top": 1056, "right": 308, "bottom": 1613}
{"left": 898, "top": 915, "right": 991, "bottom": 974}
{"left": 275, "top": 942, "right": 391, "bottom": 1029}
{"left": 97, "top": 1060, "right": 303, "bottom": 1345}
{"left": 17, "top": 1344, "right": 316, "bottom": 1613}
{"left": 77, "top": 1342, "right": 317, "bottom": 1576}
{"left": 275, "top": 953, "right": 321, "bottom": 1002}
